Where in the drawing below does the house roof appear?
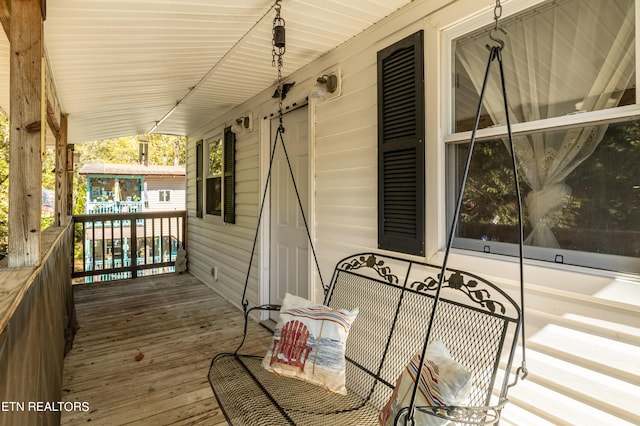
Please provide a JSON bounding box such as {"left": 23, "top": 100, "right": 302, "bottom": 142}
{"left": 0, "top": 0, "right": 412, "bottom": 144}
{"left": 79, "top": 163, "right": 185, "bottom": 177}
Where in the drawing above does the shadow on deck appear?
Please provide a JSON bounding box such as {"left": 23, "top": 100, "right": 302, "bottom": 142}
{"left": 61, "top": 273, "right": 273, "bottom": 425}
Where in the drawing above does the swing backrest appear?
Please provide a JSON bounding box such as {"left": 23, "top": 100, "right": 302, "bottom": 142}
{"left": 325, "top": 253, "right": 522, "bottom": 411}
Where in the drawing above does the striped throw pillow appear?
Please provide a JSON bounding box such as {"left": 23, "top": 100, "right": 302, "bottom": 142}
{"left": 262, "top": 293, "right": 359, "bottom": 395}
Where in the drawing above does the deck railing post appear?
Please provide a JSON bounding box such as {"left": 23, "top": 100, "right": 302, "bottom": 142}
{"left": 131, "top": 218, "right": 138, "bottom": 279}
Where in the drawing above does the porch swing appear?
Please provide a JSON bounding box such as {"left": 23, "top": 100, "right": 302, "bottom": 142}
{"left": 208, "top": 1, "right": 527, "bottom": 424}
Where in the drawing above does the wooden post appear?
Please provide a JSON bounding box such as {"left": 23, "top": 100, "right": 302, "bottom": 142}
{"left": 9, "top": 0, "right": 43, "bottom": 267}
{"left": 55, "top": 114, "right": 68, "bottom": 226}
{"left": 0, "top": 0, "right": 10, "bottom": 39}
{"left": 67, "top": 139, "right": 74, "bottom": 217}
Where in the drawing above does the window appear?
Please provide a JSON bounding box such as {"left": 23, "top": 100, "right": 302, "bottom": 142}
{"left": 199, "top": 127, "right": 236, "bottom": 223}
{"left": 447, "top": 0, "right": 639, "bottom": 272}
{"left": 159, "top": 190, "right": 171, "bottom": 203}
{"left": 377, "top": 30, "right": 425, "bottom": 256}
{"left": 206, "top": 136, "right": 223, "bottom": 216}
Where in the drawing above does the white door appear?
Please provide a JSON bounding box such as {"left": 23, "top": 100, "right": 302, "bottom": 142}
{"left": 269, "top": 105, "right": 310, "bottom": 314}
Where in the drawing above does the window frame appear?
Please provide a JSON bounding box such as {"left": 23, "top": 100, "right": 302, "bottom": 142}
{"left": 205, "top": 134, "right": 223, "bottom": 217}
{"left": 158, "top": 190, "right": 171, "bottom": 203}
{"left": 198, "top": 127, "right": 236, "bottom": 224}
{"left": 442, "top": 0, "right": 640, "bottom": 274}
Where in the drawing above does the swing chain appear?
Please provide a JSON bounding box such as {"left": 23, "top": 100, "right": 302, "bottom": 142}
{"left": 493, "top": 0, "right": 502, "bottom": 27}
{"left": 272, "top": 0, "right": 286, "bottom": 130}
{"left": 242, "top": 0, "right": 287, "bottom": 315}
{"left": 489, "top": 0, "right": 507, "bottom": 50}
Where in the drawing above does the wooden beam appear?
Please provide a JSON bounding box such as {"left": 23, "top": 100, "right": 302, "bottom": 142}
{"left": 9, "top": 0, "right": 43, "bottom": 268}
{"left": 0, "top": 0, "right": 9, "bottom": 39}
{"left": 62, "top": 116, "right": 73, "bottom": 217}
{"left": 45, "top": 57, "right": 61, "bottom": 134}
{"left": 46, "top": 99, "right": 60, "bottom": 134}
{"left": 55, "top": 114, "right": 68, "bottom": 226}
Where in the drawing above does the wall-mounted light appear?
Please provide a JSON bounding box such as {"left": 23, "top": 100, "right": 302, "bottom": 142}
{"left": 311, "top": 69, "right": 340, "bottom": 100}
{"left": 318, "top": 75, "right": 338, "bottom": 93}
{"left": 231, "top": 113, "right": 253, "bottom": 133}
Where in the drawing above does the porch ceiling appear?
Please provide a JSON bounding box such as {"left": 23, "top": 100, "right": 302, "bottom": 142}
{"left": 0, "top": 0, "right": 412, "bottom": 144}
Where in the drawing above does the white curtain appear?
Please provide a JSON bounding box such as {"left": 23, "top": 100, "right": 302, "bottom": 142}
{"left": 455, "top": 0, "right": 635, "bottom": 247}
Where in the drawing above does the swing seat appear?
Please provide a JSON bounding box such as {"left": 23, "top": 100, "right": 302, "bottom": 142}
{"left": 208, "top": 252, "right": 522, "bottom": 425}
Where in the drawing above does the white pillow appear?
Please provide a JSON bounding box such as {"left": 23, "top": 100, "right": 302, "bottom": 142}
{"left": 262, "top": 293, "right": 359, "bottom": 395}
{"left": 379, "top": 341, "right": 472, "bottom": 425}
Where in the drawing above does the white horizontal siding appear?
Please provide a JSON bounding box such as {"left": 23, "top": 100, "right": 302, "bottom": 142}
{"left": 185, "top": 0, "right": 639, "bottom": 424}
{"left": 186, "top": 125, "right": 261, "bottom": 310}
{"left": 144, "top": 176, "right": 185, "bottom": 211}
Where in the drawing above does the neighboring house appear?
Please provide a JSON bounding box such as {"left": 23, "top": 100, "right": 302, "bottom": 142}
{"left": 184, "top": 1, "right": 639, "bottom": 424}
{"left": 79, "top": 163, "right": 185, "bottom": 214}
{"left": 76, "top": 163, "right": 186, "bottom": 281}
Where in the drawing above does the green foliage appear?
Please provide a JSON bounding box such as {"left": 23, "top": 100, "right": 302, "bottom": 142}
{"left": 208, "top": 138, "right": 223, "bottom": 175}
{"left": 0, "top": 114, "right": 9, "bottom": 252}
{"left": 148, "top": 134, "right": 187, "bottom": 166}
{"left": 566, "top": 121, "right": 640, "bottom": 232}
{"left": 459, "top": 120, "right": 640, "bottom": 256}
{"left": 75, "top": 134, "right": 186, "bottom": 166}
{"left": 73, "top": 174, "right": 87, "bottom": 216}
{"left": 75, "top": 137, "right": 139, "bottom": 164}
{"left": 41, "top": 147, "right": 56, "bottom": 231}
{"left": 459, "top": 140, "right": 524, "bottom": 228}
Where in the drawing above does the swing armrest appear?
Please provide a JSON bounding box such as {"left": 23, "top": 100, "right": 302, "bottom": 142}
{"left": 412, "top": 401, "right": 507, "bottom": 425}
{"left": 234, "top": 304, "right": 281, "bottom": 354}
{"left": 246, "top": 304, "right": 281, "bottom": 316}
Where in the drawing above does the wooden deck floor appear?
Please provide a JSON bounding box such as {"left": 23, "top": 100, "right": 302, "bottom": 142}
{"left": 60, "top": 273, "right": 273, "bottom": 425}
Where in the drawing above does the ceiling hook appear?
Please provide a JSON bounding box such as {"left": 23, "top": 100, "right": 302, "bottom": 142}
{"left": 489, "top": 27, "right": 507, "bottom": 50}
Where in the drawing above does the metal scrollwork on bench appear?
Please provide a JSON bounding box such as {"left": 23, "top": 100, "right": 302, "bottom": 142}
{"left": 411, "top": 270, "right": 506, "bottom": 314}
{"left": 342, "top": 254, "right": 399, "bottom": 284}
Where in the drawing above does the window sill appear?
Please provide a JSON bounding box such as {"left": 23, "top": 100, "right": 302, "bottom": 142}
{"left": 429, "top": 248, "right": 640, "bottom": 303}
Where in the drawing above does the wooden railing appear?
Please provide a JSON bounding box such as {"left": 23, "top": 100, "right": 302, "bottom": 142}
{"left": 1, "top": 224, "right": 77, "bottom": 426}
{"left": 72, "top": 211, "right": 186, "bottom": 284}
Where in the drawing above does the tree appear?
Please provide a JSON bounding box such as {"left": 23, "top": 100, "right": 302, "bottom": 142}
{"left": 75, "top": 134, "right": 185, "bottom": 166}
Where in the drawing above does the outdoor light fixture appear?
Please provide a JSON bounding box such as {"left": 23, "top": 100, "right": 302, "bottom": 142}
{"left": 231, "top": 113, "right": 253, "bottom": 133}
{"left": 317, "top": 74, "right": 338, "bottom": 93}
{"left": 311, "top": 71, "right": 340, "bottom": 100}
{"left": 236, "top": 116, "right": 251, "bottom": 129}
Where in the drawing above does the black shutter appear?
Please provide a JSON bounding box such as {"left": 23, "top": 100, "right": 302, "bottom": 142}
{"left": 223, "top": 127, "right": 236, "bottom": 224}
{"left": 196, "top": 140, "right": 203, "bottom": 218}
{"left": 377, "top": 30, "right": 425, "bottom": 256}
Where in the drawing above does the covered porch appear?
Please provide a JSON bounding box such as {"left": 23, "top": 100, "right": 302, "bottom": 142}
{"left": 0, "top": 0, "right": 639, "bottom": 425}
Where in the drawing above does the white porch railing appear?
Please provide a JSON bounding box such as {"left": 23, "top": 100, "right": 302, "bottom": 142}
{"left": 85, "top": 201, "right": 144, "bottom": 214}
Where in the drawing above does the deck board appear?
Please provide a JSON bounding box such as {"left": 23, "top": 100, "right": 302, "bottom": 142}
{"left": 61, "top": 273, "right": 273, "bottom": 425}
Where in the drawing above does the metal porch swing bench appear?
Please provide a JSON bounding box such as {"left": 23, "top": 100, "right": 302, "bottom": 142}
{"left": 208, "top": 1, "right": 527, "bottom": 424}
